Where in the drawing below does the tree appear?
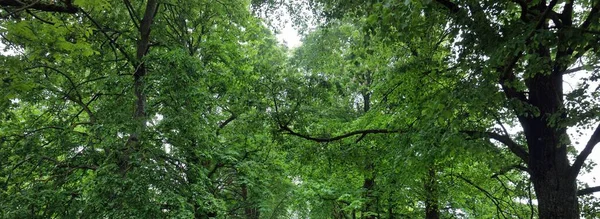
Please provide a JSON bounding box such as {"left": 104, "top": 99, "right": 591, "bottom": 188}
{"left": 263, "top": 0, "right": 600, "bottom": 218}
{"left": 274, "top": 19, "right": 535, "bottom": 218}
{"left": 1, "top": 0, "right": 293, "bottom": 218}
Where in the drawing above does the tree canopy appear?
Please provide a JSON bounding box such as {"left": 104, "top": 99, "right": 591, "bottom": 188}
{"left": 1, "top": 0, "right": 599, "bottom": 218}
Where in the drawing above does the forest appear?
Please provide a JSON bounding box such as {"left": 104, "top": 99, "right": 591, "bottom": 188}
{"left": 0, "top": 0, "right": 599, "bottom": 218}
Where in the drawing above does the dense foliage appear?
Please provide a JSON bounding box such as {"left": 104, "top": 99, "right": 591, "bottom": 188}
{"left": 1, "top": 0, "right": 599, "bottom": 218}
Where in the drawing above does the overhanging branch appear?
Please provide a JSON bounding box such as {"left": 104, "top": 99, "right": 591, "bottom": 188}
{"left": 216, "top": 113, "right": 236, "bottom": 136}
{"left": 462, "top": 131, "right": 529, "bottom": 163}
{"left": 280, "top": 125, "right": 398, "bottom": 143}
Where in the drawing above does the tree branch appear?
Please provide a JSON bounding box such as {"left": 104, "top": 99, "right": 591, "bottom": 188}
{"left": 280, "top": 125, "right": 398, "bottom": 143}
{"left": 434, "top": 0, "right": 459, "bottom": 13}
{"left": 578, "top": 185, "right": 600, "bottom": 196}
{"left": 0, "top": 0, "right": 78, "bottom": 13}
{"left": 462, "top": 131, "right": 529, "bottom": 163}
{"left": 454, "top": 174, "right": 509, "bottom": 219}
{"left": 560, "top": 0, "right": 574, "bottom": 26}
{"left": 580, "top": 0, "right": 600, "bottom": 30}
{"left": 491, "top": 164, "right": 529, "bottom": 178}
{"left": 216, "top": 113, "right": 237, "bottom": 136}
{"left": 563, "top": 65, "right": 600, "bottom": 74}
{"left": 571, "top": 122, "right": 600, "bottom": 177}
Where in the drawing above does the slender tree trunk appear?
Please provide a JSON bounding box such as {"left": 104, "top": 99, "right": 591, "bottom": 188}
{"left": 242, "top": 183, "right": 259, "bottom": 219}
{"left": 424, "top": 167, "right": 439, "bottom": 219}
{"left": 120, "top": 0, "right": 158, "bottom": 175}
{"left": 362, "top": 163, "right": 376, "bottom": 219}
{"left": 361, "top": 89, "right": 378, "bottom": 219}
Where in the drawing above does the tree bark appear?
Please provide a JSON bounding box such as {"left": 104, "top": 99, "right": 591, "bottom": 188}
{"left": 119, "top": 0, "right": 159, "bottom": 174}
{"left": 424, "top": 167, "right": 439, "bottom": 219}
{"left": 526, "top": 120, "right": 579, "bottom": 219}
{"left": 242, "top": 183, "right": 260, "bottom": 219}
{"left": 362, "top": 162, "right": 377, "bottom": 219}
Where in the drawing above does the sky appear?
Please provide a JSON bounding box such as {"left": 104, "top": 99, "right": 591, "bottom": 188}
{"left": 276, "top": 22, "right": 302, "bottom": 48}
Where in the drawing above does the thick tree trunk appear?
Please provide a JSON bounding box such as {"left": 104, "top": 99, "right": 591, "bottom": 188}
{"left": 532, "top": 176, "right": 578, "bottom": 219}
{"left": 527, "top": 132, "right": 579, "bottom": 219}
{"left": 522, "top": 65, "right": 579, "bottom": 218}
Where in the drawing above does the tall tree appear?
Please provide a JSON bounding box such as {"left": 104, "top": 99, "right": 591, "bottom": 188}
{"left": 253, "top": 0, "right": 600, "bottom": 218}
{"left": 0, "top": 0, "right": 292, "bottom": 218}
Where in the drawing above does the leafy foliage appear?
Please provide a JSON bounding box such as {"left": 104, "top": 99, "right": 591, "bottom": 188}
{"left": 1, "top": 0, "right": 599, "bottom": 219}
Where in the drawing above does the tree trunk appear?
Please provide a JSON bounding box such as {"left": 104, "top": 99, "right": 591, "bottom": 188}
{"left": 362, "top": 162, "right": 377, "bottom": 219}
{"left": 532, "top": 175, "right": 578, "bottom": 219}
{"left": 521, "top": 67, "right": 580, "bottom": 218}
{"left": 424, "top": 167, "right": 439, "bottom": 219}
{"left": 120, "top": 0, "right": 158, "bottom": 175}
{"left": 242, "top": 183, "right": 260, "bottom": 219}
{"left": 527, "top": 128, "right": 579, "bottom": 219}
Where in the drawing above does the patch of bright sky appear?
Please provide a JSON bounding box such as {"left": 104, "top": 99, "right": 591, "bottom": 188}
{"left": 276, "top": 21, "right": 302, "bottom": 48}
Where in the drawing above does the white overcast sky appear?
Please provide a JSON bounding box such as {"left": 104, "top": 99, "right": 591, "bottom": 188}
{"left": 275, "top": 16, "right": 302, "bottom": 48}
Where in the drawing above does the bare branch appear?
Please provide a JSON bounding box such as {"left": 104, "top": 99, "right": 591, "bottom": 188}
{"left": 123, "top": 0, "right": 141, "bottom": 30}
{"left": 454, "top": 174, "right": 509, "bottom": 219}
{"left": 578, "top": 185, "right": 600, "bottom": 196}
{"left": 571, "top": 123, "right": 600, "bottom": 177}
{"left": 462, "top": 131, "right": 529, "bottom": 163}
